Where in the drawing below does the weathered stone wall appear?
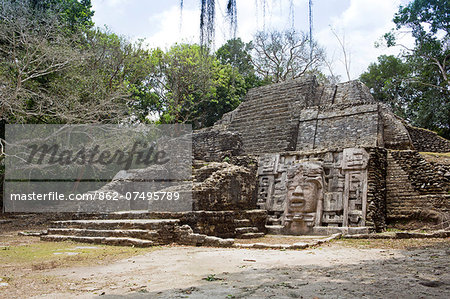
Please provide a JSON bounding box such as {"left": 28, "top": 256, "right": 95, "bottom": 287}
{"left": 177, "top": 210, "right": 267, "bottom": 238}
{"left": 297, "top": 104, "right": 380, "bottom": 151}
{"left": 225, "top": 77, "right": 319, "bottom": 153}
{"left": 209, "top": 77, "right": 413, "bottom": 155}
{"left": 366, "top": 148, "right": 388, "bottom": 232}
{"left": 191, "top": 78, "right": 450, "bottom": 233}
{"left": 193, "top": 159, "right": 258, "bottom": 211}
{"left": 406, "top": 126, "right": 450, "bottom": 153}
{"left": 386, "top": 150, "right": 450, "bottom": 229}
{"left": 193, "top": 127, "right": 243, "bottom": 162}
{"left": 328, "top": 80, "right": 376, "bottom": 105}
{"left": 62, "top": 153, "right": 262, "bottom": 237}
{"left": 112, "top": 210, "right": 266, "bottom": 238}
{"left": 390, "top": 151, "right": 449, "bottom": 194}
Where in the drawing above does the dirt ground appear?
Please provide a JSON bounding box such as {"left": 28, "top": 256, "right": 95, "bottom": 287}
{"left": 1, "top": 227, "right": 449, "bottom": 299}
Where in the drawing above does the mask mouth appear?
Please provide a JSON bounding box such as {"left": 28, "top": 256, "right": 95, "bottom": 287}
{"left": 289, "top": 199, "right": 305, "bottom": 207}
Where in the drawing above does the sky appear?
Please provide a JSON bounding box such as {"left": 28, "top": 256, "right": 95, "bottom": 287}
{"left": 91, "top": 0, "right": 415, "bottom": 81}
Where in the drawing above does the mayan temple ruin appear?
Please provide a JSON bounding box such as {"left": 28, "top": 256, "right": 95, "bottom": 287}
{"left": 194, "top": 76, "right": 449, "bottom": 232}
{"left": 3, "top": 1, "right": 450, "bottom": 297}
{"left": 39, "top": 77, "right": 450, "bottom": 246}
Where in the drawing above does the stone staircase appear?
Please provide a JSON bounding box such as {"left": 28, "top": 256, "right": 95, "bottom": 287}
{"left": 234, "top": 219, "right": 264, "bottom": 239}
{"left": 386, "top": 152, "right": 421, "bottom": 219}
{"left": 227, "top": 78, "right": 317, "bottom": 154}
{"left": 390, "top": 150, "right": 449, "bottom": 194}
{"left": 41, "top": 210, "right": 268, "bottom": 247}
{"left": 386, "top": 151, "right": 449, "bottom": 226}
{"left": 41, "top": 219, "right": 180, "bottom": 247}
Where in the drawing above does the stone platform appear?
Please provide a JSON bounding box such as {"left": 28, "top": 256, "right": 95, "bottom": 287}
{"left": 42, "top": 219, "right": 181, "bottom": 247}
{"left": 41, "top": 210, "right": 268, "bottom": 247}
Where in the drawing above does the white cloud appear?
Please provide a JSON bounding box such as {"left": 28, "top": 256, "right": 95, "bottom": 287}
{"left": 235, "top": 0, "right": 309, "bottom": 40}
{"left": 145, "top": 5, "right": 199, "bottom": 49}
{"left": 142, "top": 1, "right": 257, "bottom": 50}
{"left": 317, "top": 0, "right": 414, "bottom": 80}
{"left": 143, "top": 0, "right": 309, "bottom": 50}
{"left": 92, "top": 0, "right": 415, "bottom": 81}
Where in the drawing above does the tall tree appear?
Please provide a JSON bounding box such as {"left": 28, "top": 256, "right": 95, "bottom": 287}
{"left": 18, "top": 0, "right": 94, "bottom": 32}
{"left": 216, "top": 38, "right": 268, "bottom": 90}
{"left": 251, "top": 29, "right": 325, "bottom": 83}
{"left": 360, "top": 55, "right": 413, "bottom": 119}
{"left": 384, "top": 0, "right": 449, "bottom": 91}
{"left": 151, "top": 44, "right": 246, "bottom": 128}
{"left": 0, "top": 0, "right": 151, "bottom": 125}
{"left": 363, "top": 0, "right": 450, "bottom": 137}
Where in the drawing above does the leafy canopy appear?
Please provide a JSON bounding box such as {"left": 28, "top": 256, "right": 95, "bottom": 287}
{"left": 363, "top": 0, "right": 449, "bottom": 138}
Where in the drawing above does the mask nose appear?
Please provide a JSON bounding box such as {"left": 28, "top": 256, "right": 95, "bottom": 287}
{"left": 293, "top": 185, "right": 303, "bottom": 196}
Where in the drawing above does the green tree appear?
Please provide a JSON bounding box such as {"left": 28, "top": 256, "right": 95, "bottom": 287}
{"left": 0, "top": 0, "right": 153, "bottom": 208}
{"left": 152, "top": 43, "right": 246, "bottom": 128}
{"left": 0, "top": 1, "right": 153, "bottom": 125}
{"left": 384, "top": 0, "right": 449, "bottom": 91}
{"left": 32, "top": 0, "right": 93, "bottom": 30}
{"left": 364, "top": 0, "right": 450, "bottom": 137}
{"left": 360, "top": 55, "right": 413, "bottom": 118}
{"left": 216, "top": 38, "right": 253, "bottom": 76}
{"left": 216, "top": 38, "right": 268, "bottom": 91}
{"left": 361, "top": 55, "right": 449, "bottom": 137}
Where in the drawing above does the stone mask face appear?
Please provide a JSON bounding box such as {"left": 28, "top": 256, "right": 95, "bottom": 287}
{"left": 288, "top": 178, "right": 319, "bottom": 213}
{"left": 287, "top": 162, "right": 323, "bottom": 214}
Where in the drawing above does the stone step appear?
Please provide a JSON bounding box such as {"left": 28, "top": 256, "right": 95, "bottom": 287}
{"left": 388, "top": 194, "right": 421, "bottom": 197}
{"left": 236, "top": 232, "right": 265, "bottom": 239}
{"left": 231, "top": 105, "right": 290, "bottom": 118}
{"left": 389, "top": 198, "right": 421, "bottom": 204}
{"left": 238, "top": 125, "right": 291, "bottom": 134}
{"left": 235, "top": 227, "right": 259, "bottom": 234}
{"left": 387, "top": 170, "right": 409, "bottom": 174}
{"left": 387, "top": 174, "right": 410, "bottom": 178}
{"left": 51, "top": 219, "right": 179, "bottom": 230}
{"left": 230, "top": 103, "right": 289, "bottom": 115}
{"left": 233, "top": 219, "right": 251, "bottom": 227}
{"left": 41, "top": 235, "right": 154, "bottom": 247}
{"left": 238, "top": 94, "right": 294, "bottom": 106}
{"left": 110, "top": 210, "right": 153, "bottom": 219}
{"left": 387, "top": 178, "right": 411, "bottom": 182}
{"left": 387, "top": 194, "right": 418, "bottom": 198}
{"left": 241, "top": 136, "right": 291, "bottom": 148}
{"left": 238, "top": 127, "right": 292, "bottom": 137}
{"left": 47, "top": 228, "right": 159, "bottom": 240}
{"left": 386, "top": 188, "right": 416, "bottom": 193}
{"left": 232, "top": 113, "right": 292, "bottom": 125}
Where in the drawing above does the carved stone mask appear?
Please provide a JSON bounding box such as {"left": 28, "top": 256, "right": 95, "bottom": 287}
{"left": 287, "top": 162, "right": 323, "bottom": 214}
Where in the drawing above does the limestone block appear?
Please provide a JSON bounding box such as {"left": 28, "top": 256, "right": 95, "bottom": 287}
{"left": 342, "top": 148, "right": 369, "bottom": 170}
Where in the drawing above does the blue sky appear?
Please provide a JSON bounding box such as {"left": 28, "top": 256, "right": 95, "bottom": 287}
{"left": 91, "top": 0, "right": 414, "bottom": 81}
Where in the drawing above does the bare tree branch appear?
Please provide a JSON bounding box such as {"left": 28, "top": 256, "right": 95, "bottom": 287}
{"left": 330, "top": 26, "right": 351, "bottom": 81}
{"left": 251, "top": 29, "right": 325, "bottom": 83}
